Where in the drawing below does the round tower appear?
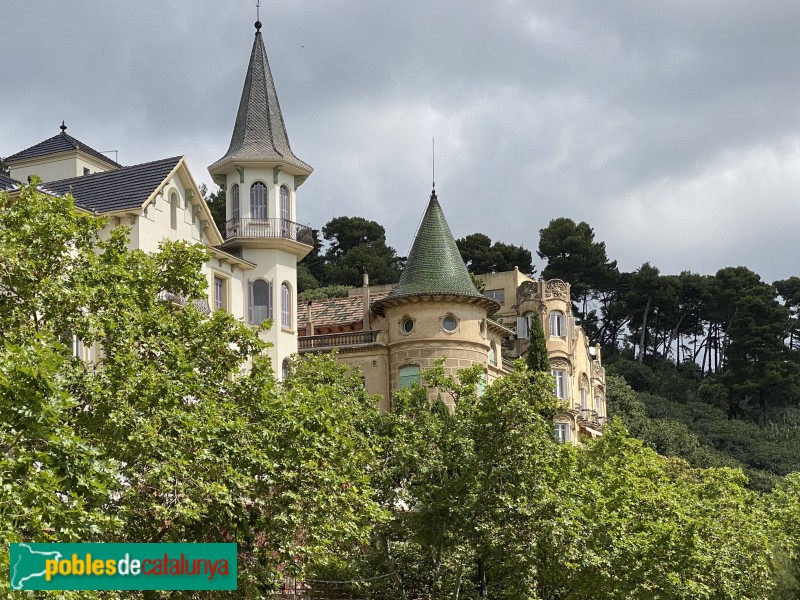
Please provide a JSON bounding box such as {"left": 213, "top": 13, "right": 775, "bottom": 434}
{"left": 208, "top": 20, "right": 313, "bottom": 377}
{"left": 372, "top": 189, "right": 500, "bottom": 408}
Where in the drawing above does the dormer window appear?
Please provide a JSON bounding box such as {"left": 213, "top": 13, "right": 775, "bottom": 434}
{"left": 83, "top": 167, "right": 90, "bottom": 176}
{"left": 251, "top": 182, "right": 267, "bottom": 219}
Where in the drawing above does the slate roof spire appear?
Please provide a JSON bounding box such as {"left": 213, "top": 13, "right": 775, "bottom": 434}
{"left": 209, "top": 20, "right": 311, "bottom": 174}
{"left": 374, "top": 189, "right": 497, "bottom": 314}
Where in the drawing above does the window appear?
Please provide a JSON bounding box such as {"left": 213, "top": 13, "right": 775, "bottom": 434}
{"left": 552, "top": 368, "right": 568, "bottom": 399}
{"left": 554, "top": 422, "right": 571, "bottom": 444}
{"left": 83, "top": 167, "right": 90, "bottom": 176}
{"left": 282, "top": 358, "right": 290, "bottom": 380}
{"left": 281, "top": 282, "right": 291, "bottom": 329}
{"left": 72, "top": 334, "right": 84, "bottom": 359}
{"left": 231, "top": 184, "right": 240, "bottom": 220}
{"left": 596, "top": 396, "right": 604, "bottom": 420}
{"left": 442, "top": 315, "right": 458, "bottom": 332}
{"left": 399, "top": 365, "right": 420, "bottom": 389}
{"left": 580, "top": 388, "right": 587, "bottom": 414}
{"left": 402, "top": 318, "right": 414, "bottom": 333}
{"left": 170, "top": 192, "right": 178, "bottom": 230}
{"left": 516, "top": 312, "right": 536, "bottom": 339}
{"left": 488, "top": 344, "right": 497, "bottom": 366}
{"left": 280, "top": 186, "right": 290, "bottom": 221}
{"left": 251, "top": 182, "right": 267, "bottom": 219}
{"left": 549, "top": 311, "right": 566, "bottom": 337}
{"left": 213, "top": 276, "right": 227, "bottom": 311}
{"left": 250, "top": 279, "right": 273, "bottom": 325}
{"left": 484, "top": 289, "right": 505, "bottom": 304}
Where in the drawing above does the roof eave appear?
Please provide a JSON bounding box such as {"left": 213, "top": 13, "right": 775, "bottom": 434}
{"left": 372, "top": 292, "right": 500, "bottom": 316}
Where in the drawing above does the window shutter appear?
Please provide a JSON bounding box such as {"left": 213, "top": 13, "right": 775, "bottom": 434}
{"left": 248, "top": 280, "right": 254, "bottom": 324}
{"left": 516, "top": 316, "right": 528, "bottom": 339}
{"left": 267, "top": 280, "right": 274, "bottom": 320}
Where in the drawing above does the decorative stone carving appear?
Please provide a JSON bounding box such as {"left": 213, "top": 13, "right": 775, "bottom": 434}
{"left": 592, "top": 362, "right": 604, "bottom": 379}
{"left": 517, "top": 281, "right": 538, "bottom": 303}
{"left": 545, "top": 279, "right": 569, "bottom": 300}
{"left": 551, "top": 358, "right": 570, "bottom": 370}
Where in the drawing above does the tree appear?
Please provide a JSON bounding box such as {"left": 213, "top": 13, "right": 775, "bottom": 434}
{"left": 0, "top": 182, "right": 384, "bottom": 596}
{"left": 456, "top": 233, "right": 534, "bottom": 275}
{"left": 537, "top": 217, "right": 618, "bottom": 311}
{"left": 526, "top": 312, "right": 550, "bottom": 372}
{"left": 199, "top": 183, "right": 226, "bottom": 234}
{"left": 312, "top": 216, "right": 404, "bottom": 286}
{"left": 0, "top": 157, "right": 9, "bottom": 176}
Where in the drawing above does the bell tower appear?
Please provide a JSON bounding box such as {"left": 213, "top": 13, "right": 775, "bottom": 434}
{"left": 209, "top": 19, "right": 313, "bottom": 377}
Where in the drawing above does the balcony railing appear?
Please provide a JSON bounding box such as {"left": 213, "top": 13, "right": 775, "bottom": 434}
{"left": 223, "top": 218, "right": 314, "bottom": 245}
{"left": 298, "top": 330, "right": 381, "bottom": 352}
{"left": 158, "top": 290, "right": 211, "bottom": 315}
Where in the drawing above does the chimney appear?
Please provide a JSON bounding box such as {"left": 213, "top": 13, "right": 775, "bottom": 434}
{"left": 362, "top": 271, "right": 370, "bottom": 330}
{"left": 305, "top": 301, "right": 313, "bottom": 336}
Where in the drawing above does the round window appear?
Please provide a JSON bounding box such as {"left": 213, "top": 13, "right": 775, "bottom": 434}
{"left": 442, "top": 315, "right": 458, "bottom": 332}
{"left": 402, "top": 318, "right": 414, "bottom": 333}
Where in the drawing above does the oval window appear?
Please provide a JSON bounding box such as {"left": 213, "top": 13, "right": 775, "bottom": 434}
{"left": 442, "top": 315, "right": 458, "bottom": 332}
{"left": 402, "top": 318, "right": 414, "bottom": 333}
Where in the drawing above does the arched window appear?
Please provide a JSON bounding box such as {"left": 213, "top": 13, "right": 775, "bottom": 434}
{"left": 551, "top": 368, "right": 568, "bottom": 399}
{"left": 280, "top": 185, "right": 290, "bottom": 221}
{"left": 549, "top": 311, "right": 566, "bottom": 337}
{"left": 170, "top": 192, "right": 178, "bottom": 230}
{"left": 399, "top": 365, "right": 420, "bottom": 389}
{"left": 488, "top": 343, "right": 497, "bottom": 366}
{"left": 251, "top": 182, "right": 267, "bottom": 220}
{"left": 281, "top": 282, "right": 291, "bottom": 329}
{"left": 249, "top": 279, "right": 273, "bottom": 325}
{"left": 580, "top": 388, "right": 587, "bottom": 414}
{"left": 282, "top": 358, "right": 290, "bottom": 380}
{"left": 231, "top": 184, "right": 240, "bottom": 220}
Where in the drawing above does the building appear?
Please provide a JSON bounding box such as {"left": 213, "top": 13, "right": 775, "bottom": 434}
{"left": 298, "top": 194, "right": 607, "bottom": 442}
{"left": 2, "top": 18, "right": 606, "bottom": 441}
{"left": 1, "top": 20, "right": 311, "bottom": 377}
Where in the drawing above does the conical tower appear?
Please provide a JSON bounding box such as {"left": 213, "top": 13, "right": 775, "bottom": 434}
{"left": 209, "top": 19, "right": 313, "bottom": 378}
{"left": 373, "top": 190, "right": 499, "bottom": 403}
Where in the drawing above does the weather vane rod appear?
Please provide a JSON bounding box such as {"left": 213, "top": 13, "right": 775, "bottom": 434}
{"left": 432, "top": 137, "right": 435, "bottom": 191}
{"left": 256, "top": 0, "right": 260, "bottom": 22}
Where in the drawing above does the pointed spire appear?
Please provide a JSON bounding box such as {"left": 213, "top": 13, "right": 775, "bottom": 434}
{"left": 380, "top": 190, "right": 492, "bottom": 305}
{"left": 209, "top": 21, "right": 311, "bottom": 174}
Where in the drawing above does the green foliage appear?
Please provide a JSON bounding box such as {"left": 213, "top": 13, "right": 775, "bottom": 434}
{"left": 199, "top": 183, "right": 226, "bottom": 234}
{"left": 456, "top": 232, "right": 534, "bottom": 275}
{"left": 298, "top": 284, "right": 351, "bottom": 302}
{"left": 0, "top": 182, "right": 383, "bottom": 596}
{"left": 0, "top": 157, "right": 9, "bottom": 176}
{"left": 303, "top": 216, "right": 404, "bottom": 287}
{"left": 526, "top": 312, "right": 550, "bottom": 373}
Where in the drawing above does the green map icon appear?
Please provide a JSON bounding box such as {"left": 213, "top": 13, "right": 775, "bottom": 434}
{"left": 10, "top": 543, "right": 63, "bottom": 590}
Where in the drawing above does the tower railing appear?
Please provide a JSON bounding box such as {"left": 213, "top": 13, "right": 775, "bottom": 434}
{"left": 223, "top": 218, "right": 314, "bottom": 245}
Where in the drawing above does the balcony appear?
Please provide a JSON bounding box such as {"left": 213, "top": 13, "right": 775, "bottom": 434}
{"left": 158, "top": 290, "right": 211, "bottom": 315}
{"left": 222, "top": 218, "right": 314, "bottom": 245}
{"left": 298, "top": 330, "right": 382, "bottom": 353}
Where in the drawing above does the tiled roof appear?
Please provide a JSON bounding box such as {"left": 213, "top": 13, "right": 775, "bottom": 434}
{"left": 387, "top": 190, "right": 487, "bottom": 300}
{"left": 5, "top": 130, "right": 122, "bottom": 168}
{"left": 0, "top": 174, "right": 20, "bottom": 191}
{"left": 209, "top": 24, "right": 311, "bottom": 174}
{"left": 42, "top": 157, "right": 181, "bottom": 213}
{"left": 298, "top": 292, "right": 389, "bottom": 327}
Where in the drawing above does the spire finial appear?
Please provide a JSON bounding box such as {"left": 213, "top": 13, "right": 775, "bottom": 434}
{"left": 255, "top": 0, "right": 261, "bottom": 32}
{"left": 60, "top": 120, "right": 67, "bottom": 133}
{"left": 431, "top": 137, "right": 436, "bottom": 194}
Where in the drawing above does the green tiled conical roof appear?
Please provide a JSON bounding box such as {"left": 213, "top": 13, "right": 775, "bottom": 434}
{"left": 389, "top": 190, "right": 485, "bottom": 299}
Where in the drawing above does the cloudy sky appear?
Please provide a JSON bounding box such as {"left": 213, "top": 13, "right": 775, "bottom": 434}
{"left": 3, "top": 1, "right": 800, "bottom": 282}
